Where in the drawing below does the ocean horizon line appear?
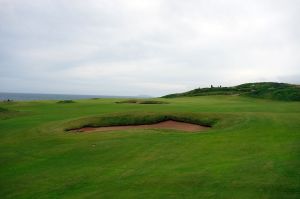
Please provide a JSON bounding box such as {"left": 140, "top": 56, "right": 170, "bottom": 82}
{"left": 0, "top": 92, "right": 151, "bottom": 101}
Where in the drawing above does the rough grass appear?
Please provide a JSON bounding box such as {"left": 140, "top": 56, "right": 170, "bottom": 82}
{"left": 56, "top": 100, "right": 76, "bottom": 104}
{"left": 164, "top": 82, "right": 300, "bottom": 101}
{"left": 0, "top": 96, "right": 299, "bottom": 198}
{"left": 0, "top": 107, "right": 23, "bottom": 120}
{"left": 116, "top": 99, "right": 169, "bottom": 104}
{"left": 0, "top": 107, "right": 8, "bottom": 112}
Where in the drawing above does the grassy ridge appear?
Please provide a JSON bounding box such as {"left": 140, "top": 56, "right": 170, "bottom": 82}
{"left": 0, "top": 96, "right": 299, "bottom": 198}
{"left": 63, "top": 112, "right": 221, "bottom": 131}
{"left": 115, "top": 99, "right": 169, "bottom": 104}
{"left": 164, "top": 82, "right": 300, "bottom": 101}
{"left": 56, "top": 100, "right": 76, "bottom": 104}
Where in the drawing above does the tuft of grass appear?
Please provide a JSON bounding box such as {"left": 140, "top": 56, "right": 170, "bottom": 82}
{"left": 56, "top": 100, "right": 76, "bottom": 104}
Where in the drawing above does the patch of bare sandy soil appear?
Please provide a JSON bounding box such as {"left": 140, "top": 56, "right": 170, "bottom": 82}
{"left": 74, "top": 120, "right": 210, "bottom": 133}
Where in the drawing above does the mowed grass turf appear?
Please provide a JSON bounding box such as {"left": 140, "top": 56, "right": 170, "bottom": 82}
{"left": 0, "top": 96, "right": 299, "bottom": 198}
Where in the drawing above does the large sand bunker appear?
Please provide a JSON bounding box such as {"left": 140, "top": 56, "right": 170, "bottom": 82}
{"left": 74, "top": 120, "right": 210, "bottom": 133}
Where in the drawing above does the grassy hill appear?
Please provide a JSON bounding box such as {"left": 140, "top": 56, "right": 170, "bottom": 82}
{"left": 164, "top": 82, "right": 300, "bottom": 101}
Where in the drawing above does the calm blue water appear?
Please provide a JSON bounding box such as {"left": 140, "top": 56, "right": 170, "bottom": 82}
{"left": 0, "top": 92, "right": 136, "bottom": 101}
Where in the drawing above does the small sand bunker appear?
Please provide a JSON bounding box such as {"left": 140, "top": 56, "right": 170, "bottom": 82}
{"left": 74, "top": 120, "right": 210, "bottom": 133}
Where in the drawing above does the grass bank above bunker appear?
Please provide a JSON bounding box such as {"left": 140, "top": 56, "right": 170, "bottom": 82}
{"left": 74, "top": 120, "right": 210, "bottom": 132}
{"left": 63, "top": 112, "right": 232, "bottom": 133}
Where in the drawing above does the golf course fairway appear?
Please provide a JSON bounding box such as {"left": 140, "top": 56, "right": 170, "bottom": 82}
{"left": 1, "top": 95, "right": 299, "bottom": 198}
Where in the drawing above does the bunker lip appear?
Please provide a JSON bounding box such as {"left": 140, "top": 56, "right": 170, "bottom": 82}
{"left": 71, "top": 120, "right": 210, "bottom": 133}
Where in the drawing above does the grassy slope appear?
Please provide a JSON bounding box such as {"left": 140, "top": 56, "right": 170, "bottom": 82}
{"left": 164, "top": 82, "right": 300, "bottom": 101}
{"left": 0, "top": 96, "right": 299, "bottom": 199}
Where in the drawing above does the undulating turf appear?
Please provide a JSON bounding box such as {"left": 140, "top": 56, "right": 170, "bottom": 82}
{"left": 0, "top": 96, "right": 299, "bottom": 198}
{"left": 164, "top": 82, "right": 300, "bottom": 101}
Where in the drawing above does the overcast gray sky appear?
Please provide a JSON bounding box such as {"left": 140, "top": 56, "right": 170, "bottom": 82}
{"left": 0, "top": 0, "right": 299, "bottom": 96}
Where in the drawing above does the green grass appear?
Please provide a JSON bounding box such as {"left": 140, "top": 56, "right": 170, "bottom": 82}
{"left": 116, "top": 99, "right": 169, "bottom": 104}
{"left": 0, "top": 96, "right": 299, "bottom": 198}
{"left": 164, "top": 82, "right": 300, "bottom": 101}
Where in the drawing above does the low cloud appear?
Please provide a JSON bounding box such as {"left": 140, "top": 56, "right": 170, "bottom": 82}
{"left": 0, "top": 0, "right": 299, "bottom": 96}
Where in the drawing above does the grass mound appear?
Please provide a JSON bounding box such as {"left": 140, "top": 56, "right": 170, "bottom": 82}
{"left": 139, "top": 100, "right": 169, "bottom": 104}
{"left": 64, "top": 112, "right": 220, "bottom": 131}
{"left": 164, "top": 82, "right": 300, "bottom": 101}
{"left": 115, "top": 99, "right": 139, "bottom": 104}
{"left": 56, "top": 100, "right": 76, "bottom": 104}
{"left": 116, "top": 99, "right": 169, "bottom": 104}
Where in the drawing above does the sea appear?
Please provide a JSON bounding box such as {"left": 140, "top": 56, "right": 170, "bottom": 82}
{"left": 0, "top": 92, "right": 142, "bottom": 101}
